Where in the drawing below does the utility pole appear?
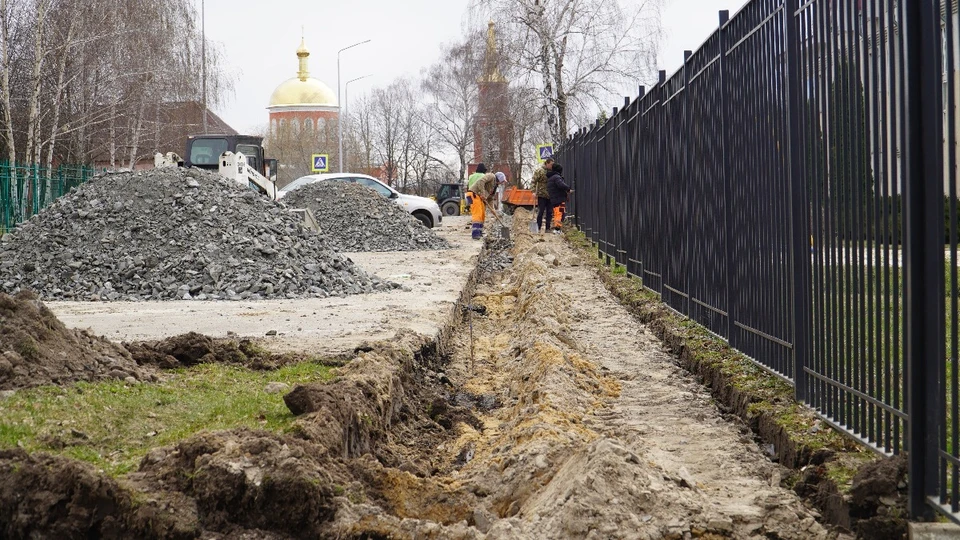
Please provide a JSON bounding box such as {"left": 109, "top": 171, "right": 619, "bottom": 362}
{"left": 337, "top": 39, "right": 370, "bottom": 172}
{"left": 201, "top": 0, "right": 208, "bottom": 133}
{"left": 343, "top": 74, "right": 372, "bottom": 172}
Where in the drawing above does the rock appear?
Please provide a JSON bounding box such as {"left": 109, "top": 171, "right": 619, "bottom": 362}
{"left": 707, "top": 519, "right": 734, "bottom": 533}
{"left": 281, "top": 181, "right": 451, "bottom": 252}
{"left": 473, "top": 508, "right": 496, "bottom": 534}
{"left": 265, "top": 330, "right": 278, "bottom": 336}
{"left": 264, "top": 382, "right": 290, "bottom": 394}
{"left": 0, "top": 389, "right": 15, "bottom": 400}
{"left": 0, "top": 168, "right": 395, "bottom": 301}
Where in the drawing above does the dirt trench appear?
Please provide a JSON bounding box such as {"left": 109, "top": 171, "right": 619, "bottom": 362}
{"left": 0, "top": 212, "right": 835, "bottom": 539}
{"left": 324, "top": 210, "right": 834, "bottom": 538}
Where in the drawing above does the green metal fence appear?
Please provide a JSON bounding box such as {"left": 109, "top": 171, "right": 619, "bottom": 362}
{"left": 0, "top": 162, "right": 95, "bottom": 235}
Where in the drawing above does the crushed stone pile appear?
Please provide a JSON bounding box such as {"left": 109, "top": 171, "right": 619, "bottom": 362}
{"left": 0, "top": 291, "right": 154, "bottom": 390}
{"left": 281, "top": 181, "right": 451, "bottom": 252}
{"left": 0, "top": 168, "right": 397, "bottom": 301}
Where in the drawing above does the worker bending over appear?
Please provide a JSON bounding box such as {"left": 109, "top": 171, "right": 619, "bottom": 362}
{"left": 466, "top": 168, "right": 507, "bottom": 239}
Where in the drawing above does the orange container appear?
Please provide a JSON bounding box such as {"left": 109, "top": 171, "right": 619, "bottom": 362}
{"left": 502, "top": 186, "right": 536, "bottom": 208}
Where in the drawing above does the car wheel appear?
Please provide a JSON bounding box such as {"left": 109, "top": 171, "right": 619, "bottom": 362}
{"left": 413, "top": 211, "right": 433, "bottom": 228}
{"left": 441, "top": 201, "right": 460, "bottom": 216}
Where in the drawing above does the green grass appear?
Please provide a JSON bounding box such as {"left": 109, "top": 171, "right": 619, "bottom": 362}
{"left": 0, "top": 361, "right": 334, "bottom": 475}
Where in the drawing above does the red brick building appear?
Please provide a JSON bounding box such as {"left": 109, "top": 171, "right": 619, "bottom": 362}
{"left": 469, "top": 22, "right": 516, "bottom": 183}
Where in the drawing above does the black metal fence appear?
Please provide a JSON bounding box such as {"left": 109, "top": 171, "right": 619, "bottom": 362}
{"left": 558, "top": 0, "right": 960, "bottom": 522}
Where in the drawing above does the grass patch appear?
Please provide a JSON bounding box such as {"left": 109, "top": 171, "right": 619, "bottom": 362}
{"left": 0, "top": 361, "right": 334, "bottom": 475}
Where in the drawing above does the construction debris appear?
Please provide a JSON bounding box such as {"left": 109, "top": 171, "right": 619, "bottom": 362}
{"left": 0, "top": 168, "right": 396, "bottom": 301}
{"left": 281, "top": 181, "right": 451, "bottom": 252}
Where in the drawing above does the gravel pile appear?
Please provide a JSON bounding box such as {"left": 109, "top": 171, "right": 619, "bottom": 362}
{"left": 0, "top": 168, "right": 396, "bottom": 301}
{"left": 281, "top": 181, "right": 451, "bottom": 252}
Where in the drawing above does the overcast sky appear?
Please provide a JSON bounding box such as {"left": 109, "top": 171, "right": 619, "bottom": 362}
{"left": 205, "top": 0, "right": 751, "bottom": 135}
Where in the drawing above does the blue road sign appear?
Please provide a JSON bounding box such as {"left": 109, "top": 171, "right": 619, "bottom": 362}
{"left": 536, "top": 144, "right": 554, "bottom": 162}
{"left": 311, "top": 154, "right": 329, "bottom": 173}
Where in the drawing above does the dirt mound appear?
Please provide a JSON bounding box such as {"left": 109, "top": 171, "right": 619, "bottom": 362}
{"left": 0, "top": 331, "right": 481, "bottom": 538}
{"left": 0, "top": 167, "right": 395, "bottom": 301}
{"left": 0, "top": 291, "right": 154, "bottom": 390}
{"left": 281, "top": 181, "right": 451, "bottom": 252}
{"left": 124, "top": 332, "right": 309, "bottom": 370}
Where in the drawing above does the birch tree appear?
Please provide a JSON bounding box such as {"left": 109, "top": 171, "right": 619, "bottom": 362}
{"left": 471, "top": 0, "right": 663, "bottom": 141}
{"left": 421, "top": 37, "right": 483, "bottom": 182}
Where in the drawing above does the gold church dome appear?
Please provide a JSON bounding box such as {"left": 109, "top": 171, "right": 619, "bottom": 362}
{"left": 268, "top": 38, "right": 338, "bottom": 108}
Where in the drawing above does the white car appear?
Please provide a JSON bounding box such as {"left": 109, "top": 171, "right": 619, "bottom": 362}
{"left": 278, "top": 173, "right": 443, "bottom": 228}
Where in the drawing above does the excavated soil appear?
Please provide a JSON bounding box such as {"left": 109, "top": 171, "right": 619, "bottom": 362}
{"left": 322, "top": 210, "right": 830, "bottom": 539}
{"left": 123, "top": 332, "right": 325, "bottom": 370}
{"left": 0, "top": 330, "right": 482, "bottom": 539}
{"left": 0, "top": 211, "right": 837, "bottom": 539}
{"left": 0, "top": 290, "right": 154, "bottom": 391}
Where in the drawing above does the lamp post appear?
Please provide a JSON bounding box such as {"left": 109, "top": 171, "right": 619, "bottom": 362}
{"left": 201, "top": 0, "right": 207, "bottom": 133}
{"left": 343, "top": 74, "right": 372, "bottom": 172}
{"left": 337, "top": 39, "right": 371, "bottom": 172}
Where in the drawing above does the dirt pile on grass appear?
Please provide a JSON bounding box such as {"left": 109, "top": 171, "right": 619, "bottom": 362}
{"left": 124, "top": 332, "right": 312, "bottom": 370}
{"left": 0, "top": 291, "right": 153, "bottom": 390}
{"left": 282, "top": 181, "right": 451, "bottom": 252}
{"left": 0, "top": 167, "right": 395, "bottom": 301}
{"left": 0, "top": 331, "right": 483, "bottom": 538}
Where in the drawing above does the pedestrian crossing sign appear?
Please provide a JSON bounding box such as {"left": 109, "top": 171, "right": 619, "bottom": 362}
{"left": 311, "top": 154, "right": 329, "bottom": 173}
{"left": 536, "top": 144, "right": 554, "bottom": 163}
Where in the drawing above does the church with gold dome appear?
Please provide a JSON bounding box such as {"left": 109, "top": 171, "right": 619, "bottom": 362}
{"left": 265, "top": 38, "right": 339, "bottom": 185}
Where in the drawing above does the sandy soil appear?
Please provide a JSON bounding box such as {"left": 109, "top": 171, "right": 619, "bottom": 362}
{"left": 324, "top": 211, "right": 831, "bottom": 538}
{"left": 46, "top": 217, "right": 479, "bottom": 354}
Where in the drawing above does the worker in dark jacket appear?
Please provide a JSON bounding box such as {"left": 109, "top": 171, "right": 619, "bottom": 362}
{"left": 532, "top": 157, "right": 554, "bottom": 233}
{"left": 546, "top": 164, "right": 571, "bottom": 234}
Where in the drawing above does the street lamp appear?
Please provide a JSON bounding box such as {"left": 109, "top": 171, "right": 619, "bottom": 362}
{"left": 201, "top": 0, "right": 207, "bottom": 133}
{"left": 337, "top": 39, "right": 371, "bottom": 172}
{"left": 342, "top": 74, "right": 372, "bottom": 171}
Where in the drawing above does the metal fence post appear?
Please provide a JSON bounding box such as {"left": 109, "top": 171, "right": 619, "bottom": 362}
{"left": 905, "top": 0, "right": 945, "bottom": 521}
{"left": 784, "top": 0, "right": 810, "bottom": 399}
{"left": 717, "top": 10, "right": 735, "bottom": 348}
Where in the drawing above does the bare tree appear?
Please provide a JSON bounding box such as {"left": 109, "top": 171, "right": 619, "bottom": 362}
{"left": 471, "top": 0, "right": 663, "bottom": 141}
{"left": 0, "top": 0, "right": 234, "bottom": 169}
{"left": 421, "top": 37, "right": 483, "bottom": 182}
{"left": 263, "top": 117, "right": 338, "bottom": 187}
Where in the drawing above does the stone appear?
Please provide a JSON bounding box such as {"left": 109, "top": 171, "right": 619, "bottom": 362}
{"left": 707, "top": 519, "right": 734, "bottom": 533}
{"left": 0, "top": 168, "right": 397, "bottom": 301}
{"left": 473, "top": 508, "right": 496, "bottom": 533}
{"left": 280, "top": 181, "right": 451, "bottom": 252}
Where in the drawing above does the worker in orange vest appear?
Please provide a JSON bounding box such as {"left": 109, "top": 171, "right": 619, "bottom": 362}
{"left": 467, "top": 168, "right": 506, "bottom": 239}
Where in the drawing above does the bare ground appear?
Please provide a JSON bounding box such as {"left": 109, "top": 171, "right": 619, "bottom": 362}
{"left": 45, "top": 217, "right": 480, "bottom": 354}
{"left": 326, "top": 210, "right": 830, "bottom": 538}
{"left": 0, "top": 212, "right": 837, "bottom": 539}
